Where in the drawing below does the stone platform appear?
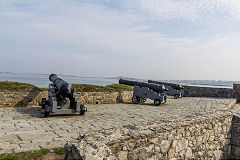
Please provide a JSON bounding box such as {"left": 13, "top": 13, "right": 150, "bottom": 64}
{"left": 0, "top": 97, "right": 236, "bottom": 154}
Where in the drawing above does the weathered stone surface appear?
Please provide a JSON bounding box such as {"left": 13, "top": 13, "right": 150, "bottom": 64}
{"left": 0, "top": 91, "right": 133, "bottom": 106}
{"left": 185, "top": 147, "right": 193, "bottom": 158}
{"left": 183, "top": 85, "right": 234, "bottom": 98}
{"left": 0, "top": 135, "right": 20, "bottom": 143}
{"left": 233, "top": 83, "right": 240, "bottom": 102}
{"left": 0, "top": 91, "right": 48, "bottom": 107}
{"left": 117, "top": 151, "right": 128, "bottom": 160}
{"left": 65, "top": 110, "right": 234, "bottom": 160}
{"left": 230, "top": 115, "right": 240, "bottom": 159}
{"left": 160, "top": 140, "right": 170, "bottom": 153}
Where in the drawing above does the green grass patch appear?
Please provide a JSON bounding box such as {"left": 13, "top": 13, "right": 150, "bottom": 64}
{"left": 0, "top": 81, "right": 41, "bottom": 92}
{"left": 0, "top": 153, "right": 17, "bottom": 160}
{"left": 53, "top": 147, "right": 64, "bottom": 155}
{"left": 19, "top": 149, "right": 49, "bottom": 160}
{"left": 0, "top": 148, "right": 64, "bottom": 160}
{"left": 37, "top": 87, "right": 48, "bottom": 92}
{"left": 73, "top": 84, "right": 113, "bottom": 92}
{"left": 105, "top": 84, "right": 133, "bottom": 92}
{"left": 73, "top": 83, "right": 133, "bottom": 92}
{"left": 0, "top": 81, "right": 133, "bottom": 92}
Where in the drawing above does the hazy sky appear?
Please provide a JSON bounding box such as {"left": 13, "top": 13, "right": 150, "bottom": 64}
{"left": 1, "top": 0, "right": 240, "bottom": 80}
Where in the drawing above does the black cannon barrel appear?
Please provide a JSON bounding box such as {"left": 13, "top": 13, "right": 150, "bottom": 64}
{"left": 49, "top": 74, "right": 74, "bottom": 98}
{"left": 148, "top": 80, "right": 183, "bottom": 90}
{"left": 119, "top": 79, "right": 167, "bottom": 93}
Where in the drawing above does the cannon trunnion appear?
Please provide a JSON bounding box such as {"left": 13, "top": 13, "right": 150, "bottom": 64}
{"left": 119, "top": 78, "right": 167, "bottom": 106}
{"left": 39, "top": 74, "right": 87, "bottom": 117}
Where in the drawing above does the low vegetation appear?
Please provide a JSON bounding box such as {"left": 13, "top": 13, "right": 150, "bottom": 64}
{"left": 73, "top": 83, "right": 133, "bottom": 92}
{"left": 0, "top": 148, "right": 65, "bottom": 160}
{"left": 0, "top": 81, "right": 133, "bottom": 92}
{"left": 53, "top": 147, "right": 64, "bottom": 155}
{"left": 0, "top": 81, "right": 41, "bottom": 92}
{"left": 105, "top": 84, "right": 133, "bottom": 92}
{"left": 0, "top": 148, "right": 49, "bottom": 160}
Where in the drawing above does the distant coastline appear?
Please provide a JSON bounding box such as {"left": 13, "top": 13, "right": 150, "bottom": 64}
{"left": 0, "top": 72, "right": 239, "bottom": 88}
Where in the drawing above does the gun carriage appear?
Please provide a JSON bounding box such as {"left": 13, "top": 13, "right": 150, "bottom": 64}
{"left": 148, "top": 80, "right": 184, "bottom": 99}
{"left": 39, "top": 74, "right": 87, "bottom": 117}
{"left": 119, "top": 79, "right": 167, "bottom": 106}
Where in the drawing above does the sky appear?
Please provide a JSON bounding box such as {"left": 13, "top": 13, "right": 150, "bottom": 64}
{"left": 1, "top": 0, "right": 240, "bottom": 80}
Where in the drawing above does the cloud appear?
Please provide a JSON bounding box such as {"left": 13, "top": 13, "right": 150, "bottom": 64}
{"left": 121, "top": 0, "right": 240, "bottom": 22}
{"left": 0, "top": 0, "right": 240, "bottom": 80}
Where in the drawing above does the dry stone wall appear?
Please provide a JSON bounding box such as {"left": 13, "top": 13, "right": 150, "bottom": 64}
{"left": 0, "top": 91, "right": 48, "bottom": 106}
{"left": 233, "top": 83, "right": 240, "bottom": 102}
{"left": 183, "top": 85, "right": 234, "bottom": 98}
{"left": 0, "top": 84, "right": 238, "bottom": 106}
{"left": 64, "top": 111, "right": 233, "bottom": 160}
{"left": 0, "top": 91, "right": 133, "bottom": 106}
{"left": 230, "top": 113, "right": 240, "bottom": 159}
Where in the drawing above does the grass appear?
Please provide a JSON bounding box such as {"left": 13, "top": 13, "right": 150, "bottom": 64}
{"left": 105, "top": 84, "right": 133, "bottom": 92}
{"left": 0, "top": 154, "right": 17, "bottom": 160}
{"left": 73, "top": 83, "right": 133, "bottom": 92}
{"left": 53, "top": 148, "right": 64, "bottom": 155}
{"left": 0, "top": 148, "right": 49, "bottom": 160}
{"left": 0, "top": 148, "right": 65, "bottom": 160}
{"left": 0, "top": 81, "right": 133, "bottom": 92}
{"left": 73, "top": 83, "right": 113, "bottom": 92}
{"left": 0, "top": 81, "right": 41, "bottom": 92}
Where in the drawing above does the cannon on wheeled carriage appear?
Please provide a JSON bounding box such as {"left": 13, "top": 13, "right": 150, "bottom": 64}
{"left": 119, "top": 79, "right": 167, "bottom": 106}
{"left": 39, "top": 74, "right": 87, "bottom": 117}
{"left": 148, "top": 80, "right": 184, "bottom": 98}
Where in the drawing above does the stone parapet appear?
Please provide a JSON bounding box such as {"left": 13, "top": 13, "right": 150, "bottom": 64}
{"left": 0, "top": 84, "right": 237, "bottom": 106}
{"left": 233, "top": 83, "right": 240, "bottom": 102}
{"left": 183, "top": 85, "right": 234, "bottom": 98}
{"left": 64, "top": 110, "right": 233, "bottom": 160}
{"left": 0, "top": 91, "right": 48, "bottom": 107}
{"left": 0, "top": 91, "right": 133, "bottom": 107}
{"left": 231, "top": 113, "right": 240, "bottom": 159}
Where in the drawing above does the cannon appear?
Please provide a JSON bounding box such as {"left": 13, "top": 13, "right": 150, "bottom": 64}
{"left": 39, "top": 74, "right": 87, "bottom": 117}
{"left": 119, "top": 79, "right": 167, "bottom": 106}
{"left": 148, "top": 80, "right": 184, "bottom": 98}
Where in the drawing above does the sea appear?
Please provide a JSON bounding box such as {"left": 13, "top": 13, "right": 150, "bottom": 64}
{"left": 0, "top": 72, "right": 238, "bottom": 88}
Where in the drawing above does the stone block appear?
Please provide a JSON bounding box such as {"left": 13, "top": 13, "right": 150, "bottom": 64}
{"left": 0, "top": 135, "right": 20, "bottom": 143}
{"left": 160, "top": 140, "right": 170, "bottom": 153}
{"left": 19, "top": 132, "right": 58, "bottom": 142}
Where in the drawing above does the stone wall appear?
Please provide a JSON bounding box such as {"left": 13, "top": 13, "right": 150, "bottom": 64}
{"left": 183, "top": 85, "right": 234, "bottom": 98}
{"left": 0, "top": 84, "right": 238, "bottom": 106}
{"left": 77, "top": 91, "right": 133, "bottom": 104}
{"left": 64, "top": 111, "right": 234, "bottom": 160}
{"left": 0, "top": 91, "right": 133, "bottom": 106}
{"left": 231, "top": 113, "right": 240, "bottom": 159}
{"left": 233, "top": 83, "right": 240, "bottom": 102}
{"left": 0, "top": 91, "right": 48, "bottom": 106}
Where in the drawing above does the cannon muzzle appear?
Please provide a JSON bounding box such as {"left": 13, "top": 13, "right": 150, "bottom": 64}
{"left": 148, "top": 80, "right": 184, "bottom": 90}
{"left": 49, "top": 74, "right": 74, "bottom": 98}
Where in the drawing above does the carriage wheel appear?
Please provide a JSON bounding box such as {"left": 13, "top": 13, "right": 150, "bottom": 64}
{"left": 174, "top": 94, "right": 179, "bottom": 99}
{"left": 154, "top": 99, "right": 161, "bottom": 106}
{"left": 80, "top": 105, "right": 87, "bottom": 115}
{"left": 132, "top": 96, "right": 140, "bottom": 104}
{"left": 141, "top": 98, "right": 147, "bottom": 103}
